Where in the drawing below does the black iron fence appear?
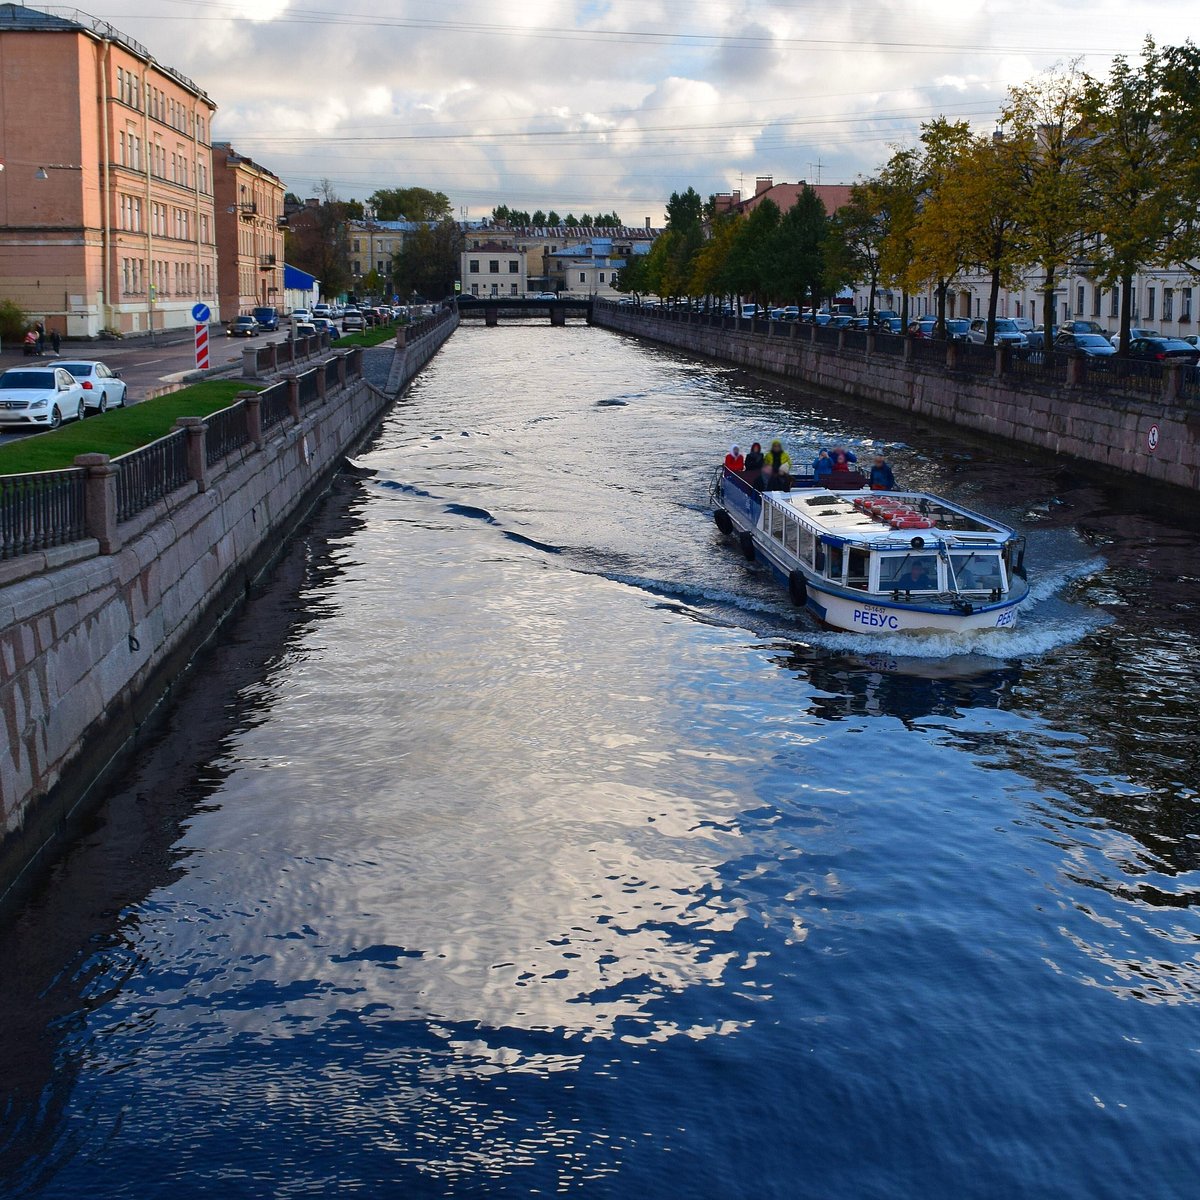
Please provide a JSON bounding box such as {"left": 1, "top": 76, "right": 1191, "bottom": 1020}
{"left": 297, "top": 368, "right": 320, "bottom": 408}
{"left": 115, "top": 429, "right": 190, "bottom": 522}
{"left": 205, "top": 403, "right": 252, "bottom": 467}
{"left": 953, "top": 342, "right": 997, "bottom": 378}
{"left": 1082, "top": 356, "right": 1163, "bottom": 398}
{"left": 259, "top": 380, "right": 291, "bottom": 431}
{"left": 324, "top": 357, "right": 340, "bottom": 393}
{"left": 0, "top": 468, "right": 87, "bottom": 560}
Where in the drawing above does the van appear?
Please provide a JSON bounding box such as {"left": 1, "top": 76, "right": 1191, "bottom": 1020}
{"left": 252, "top": 306, "right": 279, "bottom": 331}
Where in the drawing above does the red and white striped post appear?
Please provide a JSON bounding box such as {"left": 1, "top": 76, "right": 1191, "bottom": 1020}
{"left": 195, "top": 323, "right": 209, "bottom": 370}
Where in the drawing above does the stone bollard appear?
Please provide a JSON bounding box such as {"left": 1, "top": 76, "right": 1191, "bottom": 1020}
{"left": 239, "top": 390, "right": 263, "bottom": 449}
{"left": 173, "top": 416, "right": 209, "bottom": 493}
{"left": 74, "top": 453, "right": 120, "bottom": 554}
{"left": 995, "top": 344, "right": 1010, "bottom": 379}
{"left": 315, "top": 361, "right": 327, "bottom": 403}
{"left": 903, "top": 335, "right": 915, "bottom": 363}
{"left": 242, "top": 345, "right": 259, "bottom": 379}
{"left": 1163, "top": 361, "right": 1183, "bottom": 404}
{"left": 1065, "top": 352, "right": 1084, "bottom": 389}
{"left": 285, "top": 374, "right": 301, "bottom": 425}
{"left": 946, "top": 341, "right": 960, "bottom": 372}
{"left": 396, "top": 325, "right": 408, "bottom": 348}
{"left": 837, "top": 329, "right": 847, "bottom": 353}
{"left": 268, "top": 342, "right": 279, "bottom": 374}
{"left": 866, "top": 332, "right": 877, "bottom": 356}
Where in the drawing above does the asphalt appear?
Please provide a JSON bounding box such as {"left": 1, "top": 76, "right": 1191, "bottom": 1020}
{"left": 0, "top": 328, "right": 302, "bottom": 447}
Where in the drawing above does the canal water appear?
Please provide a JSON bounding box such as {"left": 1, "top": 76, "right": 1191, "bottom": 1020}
{"left": 2, "top": 324, "right": 1198, "bottom": 1199}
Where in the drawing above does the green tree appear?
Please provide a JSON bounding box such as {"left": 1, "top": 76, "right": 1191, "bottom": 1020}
{"left": 369, "top": 187, "right": 452, "bottom": 222}
{"left": 615, "top": 250, "right": 648, "bottom": 295}
{"left": 0, "top": 298, "right": 28, "bottom": 345}
{"left": 1161, "top": 41, "right": 1200, "bottom": 271}
{"left": 392, "top": 219, "right": 464, "bottom": 299}
{"left": 547, "top": 210, "right": 561, "bottom": 226}
{"left": 831, "top": 181, "right": 887, "bottom": 321}
{"left": 580, "top": 213, "right": 594, "bottom": 226}
{"left": 773, "top": 186, "right": 828, "bottom": 313}
{"left": 1003, "top": 65, "right": 1090, "bottom": 337}
{"left": 285, "top": 179, "right": 353, "bottom": 297}
{"left": 688, "top": 213, "right": 741, "bottom": 301}
{"left": 727, "top": 199, "right": 782, "bottom": 304}
{"left": 875, "top": 148, "right": 922, "bottom": 326}
{"left": 361, "top": 268, "right": 383, "bottom": 297}
{"left": 531, "top": 209, "right": 547, "bottom": 225}
{"left": 564, "top": 213, "right": 579, "bottom": 227}
{"left": 665, "top": 187, "right": 704, "bottom": 234}
{"left": 1080, "top": 40, "right": 1192, "bottom": 352}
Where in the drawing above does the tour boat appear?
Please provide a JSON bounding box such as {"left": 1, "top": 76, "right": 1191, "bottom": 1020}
{"left": 711, "top": 467, "right": 1029, "bottom": 633}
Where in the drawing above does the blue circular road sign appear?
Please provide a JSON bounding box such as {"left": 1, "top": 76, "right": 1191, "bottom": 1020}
{"left": 191, "top": 302, "right": 211, "bottom": 323}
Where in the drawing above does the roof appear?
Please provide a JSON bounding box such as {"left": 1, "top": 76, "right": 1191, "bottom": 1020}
{"left": 716, "top": 181, "right": 853, "bottom": 217}
{"left": 212, "top": 142, "right": 283, "bottom": 184}
{"left": 467, "top": 241, "right": 526, "bottom": 253}
{"left": 284, "top": 263, "right": 319, "bottom": 289}
{"left": 484, "top": 225, "right": 661, "bottom": 239}
{"left": 0, "top": 4, "right": 212, "bottom": 103}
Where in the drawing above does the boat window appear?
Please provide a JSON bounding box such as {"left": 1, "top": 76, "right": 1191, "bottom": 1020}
{"left": 847, "top": 548, "right": 869, "bottom": 590}
{"left": 825, "top": 544, "right": 844, "bottom": 581}
{"left": 770, "top": 507, "right": 785, "bottom": 540}
{"left": 785, "top": 516, "right": 799, "bottom": 554}
{"left": 800, "top": 527, "right": 815, "bottom": 565}
{"left": 879, "top": 554, "right": 940, "bottom": 592}
{"left": 950, "top": 552, "right": 1004, "bottom": 591}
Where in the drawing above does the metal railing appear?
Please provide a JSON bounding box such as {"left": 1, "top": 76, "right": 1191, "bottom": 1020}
{"left": 953, "top": 342, "right": 997, "bottom": 377}
{"left": 205, "top": 404, "right": 252, "bottom": 466}
{"left": 259, "top": 380, "right": 291, "bottom": 431}
{"left": 297, "top": 368, "right": 320, "bottom": 408}
{"left": 1083, "top": 356, "right": 1163, "bottom": 397}
{"left": 115, "top": 429, "right": 190, "bottom": 523}
{"left": 325, "top": 358, "right": 340, "bottom": 393}
{"left": 841, "top": 329, "right": 869, "bottom": 354}
{"left": 1007, "top": 350, "right": 1068, "bottom": 386}
{"left": 873, "top": 332, "right": 907, "bottom": 357}
{"left": 0, "top": 468, "right": 87, "bottom": 560}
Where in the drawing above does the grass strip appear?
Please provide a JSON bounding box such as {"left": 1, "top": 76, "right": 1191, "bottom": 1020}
{"left": 0, "top": 380, "right": 260, "bottom": 475}
{"left": 332, "top": 325, "right": 399, "bottom": 349}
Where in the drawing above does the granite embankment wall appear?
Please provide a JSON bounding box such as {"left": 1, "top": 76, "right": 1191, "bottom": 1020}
{"left": 592, "top": 303, "right": 1200, "bottom": 490}
{"left": 0, "top": 314, "right": 457, "bottom": 902}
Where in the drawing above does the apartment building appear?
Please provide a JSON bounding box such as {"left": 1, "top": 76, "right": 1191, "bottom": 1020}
{"left": 713, "top": 176, "right": 853, "bottom": 218}
{"left": 213, "top": 142, "right": 284, "bottom": 318}
{"left": 0, "top": 4, "right": 220, "bottom": 337}
{"left": 461, "top": 242, "right": 529, "bottom": 297}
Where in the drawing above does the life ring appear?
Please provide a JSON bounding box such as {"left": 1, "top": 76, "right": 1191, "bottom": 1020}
{"left": 714, "top": 509, "right": 734, "bottom": 535}
{"left": 738, "top": 530, "right": 756, "bottom": 561}
{"left": 788, "top": 569, "right": 808, "bottom": 606}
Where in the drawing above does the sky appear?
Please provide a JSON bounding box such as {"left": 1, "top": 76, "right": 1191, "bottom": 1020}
{"left": 78, "top": 0, "right": 1200, "bottom": 223}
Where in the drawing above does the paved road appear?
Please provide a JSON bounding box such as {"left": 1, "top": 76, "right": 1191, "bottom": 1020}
{"left": 0, "top": 330, "right": 298, "bottom": 447}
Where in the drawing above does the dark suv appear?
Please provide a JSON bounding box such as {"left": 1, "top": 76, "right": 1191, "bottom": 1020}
{"left": 252, "top": 306, "right": 279, "bottom": 332}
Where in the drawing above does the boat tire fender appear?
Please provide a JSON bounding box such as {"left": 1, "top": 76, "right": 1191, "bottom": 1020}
{"left": 788, "top": 569, "right": 808, "bottom": 607}
{"left": 738, "top": 530, "right": 755, "bottom": 561}
{"left": 714, "top": 509, "right": 734, "bottom": 535}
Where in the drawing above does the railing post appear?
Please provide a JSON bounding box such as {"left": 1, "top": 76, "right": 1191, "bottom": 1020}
{"left": 242, "top": 345, "right": 259, "bottom": 379}
{"left": 315, "top": 360, "right": 327, "bottom": 403}
{"left": 268, "top": 342, "right": 279, "bottom": 373}
{"left": 74, "top": 453, "right": 120, "bottom": 554}
{"left": 946, "top": 341, "right": 960, "bottom": 371}
{"left": 396, "top": 325, "right": 408, "bottom": 348}
{"left": 1065, "top": 351, "right": 1084, "bottom": 390}
{"left": 865, "top": 332, "right": 877, "bottom": 356}
{"left": 1163, "top": 361, "right": 1182, "bottom": 403}
{"left": 173, "top": 416, "right": 210, "bottom": 492}
{"left": 337, "top": 351, "right": 348, "bottom": 390}
{"left": 239, "top": 390, "right": 263, "bottom": 449}
{"left": 837, "top": 329, "right": 847, "bottom": 353}
{"left": 285, "top": 374, "right": 301, "bottom": 425}
{"left": 995, "top": 344, "right": 1010, "bottom": 379}
{"left": 904, "top": 335, "right": 915, "bottom": 363}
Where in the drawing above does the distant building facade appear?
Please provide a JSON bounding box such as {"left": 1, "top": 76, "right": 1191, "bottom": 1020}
{"left": 713, "top": 175, "right": 853, "bottom": 218}
{"left": 283, "top": 262, "right": 319, "bottom": 313}
{"left": 0, "top": 4, "right": 219, "bottom": 336}
{"left": 212, "top": 142, "right": 284, "bottom": 318}
{"left": 460, "top": 242, "right": 529, "bottom": 296}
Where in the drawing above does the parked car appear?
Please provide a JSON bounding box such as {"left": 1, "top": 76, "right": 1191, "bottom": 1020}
{"left": 827, "top": 314, "right": 854, "bottom": 328}
{"left": 968, "top": 317, "right": 1028, "bottom": 347}
{"left": 227, "top": 315, "right": 260, "bottom": 337}
{"left": 740, "top": 303, "right": 759, "bottom": 319}
{"left": 252, "top": 306, "right": 279, "bottom": 332}
{"left": 1183, "top": 334, "right": 1199, "bottom": 348}
{"left": 310, "top": 317, "right": 339, "bottom": 337}
{"left": 1011, "top": 317, "right": 1036, "bottom": 336}
{"left": 312, "top": 303, "right": 332, "bottom": 318}
{"left": 1109, "top": 326, "right": 1159, "bottom": 347}
{"left": 533, "top": 292, "right": 558, "bottom": 300}
{"left": 0, "top": 366, "right": 87, "bottom": 428}
{"left": 1057, "top": 320, "right": 1107, "bottom": 338}
{"left": 341, "top": 310, "right": 365, "bottom": 332}
{"left": 1024, "top": 325, "right": 1058, "bottom": 351}
{"left": 1057, "top": 333, "right": 1118, "bottom": 357}
{"left": 1127, "top": 336, "right": 1200, "bottom": 364}
{"left": 292, "top": 322, "right": 318, "bottom": 339}
{"left": 289, "top": 309, "right": 312, "bottom": 324}
{"left": 57, "top": 360, "right": 128, "bottom": 412}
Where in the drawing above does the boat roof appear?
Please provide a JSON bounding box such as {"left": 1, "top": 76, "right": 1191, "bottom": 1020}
{"left": 764, "top": 489, "right": 1017, "bottom": 549}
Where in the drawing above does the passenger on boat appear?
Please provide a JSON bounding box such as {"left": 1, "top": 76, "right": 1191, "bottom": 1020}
{"left": 743, "top": 442, "right": 765, "bottom": 487}
{"left": 725, "top": 445, "right": 745, "bottom": 472}
{"left": 764, "top": 439, "right": 792, "bottom": 490}
{"left": 869, "top": 455, "right": 896, "bottom": 491}
{"left": 830, "top": 447, "right": 857, "bottom": 472}
{"left": 813, "top": 449, "right": 833, "bottom": 479}
{"left": 897, "top": 560, "right": 934, "bottom": 590}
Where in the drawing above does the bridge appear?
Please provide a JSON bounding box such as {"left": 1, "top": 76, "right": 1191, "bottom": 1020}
{"left": 456, "top": 296, "right": 594, "bottom": 326}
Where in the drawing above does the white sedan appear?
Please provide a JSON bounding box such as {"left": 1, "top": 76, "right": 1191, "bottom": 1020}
{"left": 0, "top": 366, "right": 87, "bottom": 429}
{"left": 57, "top": 360, "right": 128, "bottom": 413}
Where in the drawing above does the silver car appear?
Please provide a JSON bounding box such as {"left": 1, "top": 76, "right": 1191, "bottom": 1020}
{"left": 57, "top": 360, "right": 128, "bottom": 413}
{"left": 968, "top": 317, "right": 1028, "bottom": 347}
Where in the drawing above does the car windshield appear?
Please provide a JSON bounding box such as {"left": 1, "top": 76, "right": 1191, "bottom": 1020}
{"left": 947, "top": 320, "right": 969, "bottom": 331}
{"left": 58, "top": 363, "right": 93, "bottom": 376}
{"left": 1157, "top": 339, "right": 1192, "bottom": 350}
{"left": 1078, "top": 336, "right": 1109, "bottom": 347}
{"left": 0, "top": 371, "right": 56, "bottom": 389}
{"left": 995, "top": 319, "right": 1019, "bottom": 332}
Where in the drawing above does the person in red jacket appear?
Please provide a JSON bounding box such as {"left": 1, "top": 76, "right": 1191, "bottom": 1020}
{"left": 724, "top": 444, "right": 745, "bottom": 472}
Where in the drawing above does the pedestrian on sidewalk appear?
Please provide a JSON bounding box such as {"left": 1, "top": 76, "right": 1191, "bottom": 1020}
{"left": 51, "top": 329, "right": 61, "bottom": 354}
{"left": 36, "top": 322, "right": 45, "bottom": 354}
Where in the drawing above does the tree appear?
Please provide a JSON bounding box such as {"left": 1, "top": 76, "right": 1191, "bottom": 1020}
{"left": 369, "top": 187, "right": 452, "bottom": 222}
{"left": 615, "top": 250, "right": 649, "bottom": 295}
{"left": 875, "top": 148, "right": 922, "bottom": 326}
{"left": 392, "top": 219, "right": 463, "bottom": 299}
{"left": 773, "top": 186, "right": 828, "bottom": 313}
{"left": 547, "top": 210, "right": 561, "bottom": 226}
{"left": 688, "top": 213, "right": 741, "bottom": 300}
{"left": 531, "top": 209, "right": 547, "bottom": 226}
{"left": 665, "top": 187, "right": 704, "bottom": 233}
{"left": 361, "top": 268, "right": 383, "bottom": 297}
{"left": 285, "top": 179, "right": 353, "bottom": 297}
{"left": 1161, "top": 41, "right": 1200, "bottom": 272}
{"left": 1080, "top": 40, "right": 1192, "bottom": 353}
{"left": 831, "top": 181, "right": 886, "bottom": 321}
{"left": 1003, "top": 65, "right": 1090, "bottom": 338}
{"left": 580, "top": 213, "right": 593, "bottom": 227}
{"left": 726, "top": 199, "right": 782, "bottom": 303}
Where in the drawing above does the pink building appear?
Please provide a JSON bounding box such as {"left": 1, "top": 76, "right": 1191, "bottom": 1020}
{"left": 0, "top": 4, "right": 219, "bottom": 337}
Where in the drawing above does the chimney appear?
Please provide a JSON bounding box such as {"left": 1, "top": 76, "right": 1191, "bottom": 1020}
{"left": 755, "top": 176, "right": 773, "bottom": 196}
{"left": 645, "top": 216, "right": 651, "bottom": 230}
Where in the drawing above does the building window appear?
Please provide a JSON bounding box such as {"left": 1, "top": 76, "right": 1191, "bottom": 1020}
{"left": 471, "top": 284, "right": 479, "bottom": 295}
{"left": 510, "top": 283, "right": 518, "bottom": 295}
{"left": 1146, "top": 287, "right": 1155, "bottom": 320}
{"left": 1076, "top": 284, "right": 1085, "bottom": 315}
{"left": 489, "top": 260, "right": 500, "bottom": 273}
{"left": 1110, "top": 288, "right": 1119, "bottom": 318}
{"left": 1132, "top": 290, "right": 1139, "bottom": 319}
{"left": 469, "top": 259, "right": 479, "bottom": 273}
{"left": 1164, "top": 288, "right": 1174, "bottom": 320}
{"left": 579, "top": 272, "right": 586, "bottom": 283}
{"left": 352, "top": 239, "right": 360, "bottom": 252}
{"left": 508, "top": 260, "right": 518, "bottom": 273}
{"left": 1092, "top": 287, "right": 1102, "bottom": 317}
{"left": 1183, "top": 287, "right": 1193, "bottom": 322}
{"left": 599, "top": 272, "right": 605, "bottom": 282}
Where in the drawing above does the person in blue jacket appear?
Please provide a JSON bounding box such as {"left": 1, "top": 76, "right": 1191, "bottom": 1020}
{"left": 812, "top": 448, "right": 834, "bottom": 479}
{"left": 869, "top": 454, "right": 896, "bottom": 490}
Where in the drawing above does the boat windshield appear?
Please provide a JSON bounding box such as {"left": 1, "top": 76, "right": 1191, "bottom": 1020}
{"left": 949, "top": 552, "right": 1005, "bottom": 592}
{"left": 878, "top": 554, "right": 939, "bottom": 592}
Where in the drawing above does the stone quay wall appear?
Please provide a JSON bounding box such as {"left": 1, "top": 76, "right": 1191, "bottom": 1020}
{"left": 592, "top": 302, "right": 1200, "bottom": 491}
{"left": 0, "top": 313, "right": 458, "bottom": 903}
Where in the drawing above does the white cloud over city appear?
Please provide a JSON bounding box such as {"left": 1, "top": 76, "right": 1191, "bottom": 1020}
{"left": 82, "top": 0, "right": 1200, "bottom": 221}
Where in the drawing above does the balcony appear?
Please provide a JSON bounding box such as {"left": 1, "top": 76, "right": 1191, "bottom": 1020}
{"left": 239, "top": 201, "right": 257, "bottom": 218}
{"left": 258, "top": 253, "right": 277, "bottom": 270}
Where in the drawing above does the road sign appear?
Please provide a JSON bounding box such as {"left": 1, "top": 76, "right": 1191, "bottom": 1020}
{"left": 191, "top": 302, "right": 211, "bottom": 324}
{"left": 195, "top": 323, "right": 210, "bottom": 370}
{"left": 1147, "top": 423, "right": 1159, "bottom": 452}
